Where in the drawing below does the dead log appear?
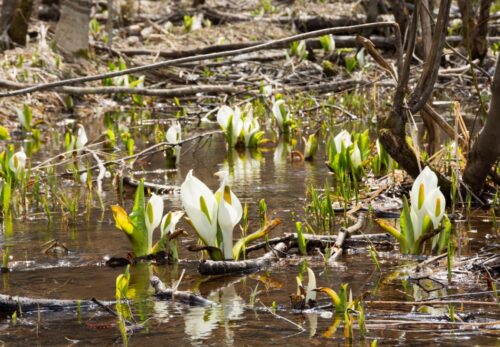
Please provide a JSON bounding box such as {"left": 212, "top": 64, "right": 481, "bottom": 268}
{"left": 0, "top": 293, "right": 113, "bottom": 315}
{"left": 198, "top": 242, "right": 289, "bottom": 276}
{"left": 0, "top": 277, "right": 214, "bottom": 315}
{"left": 93, "top": 35, "right": 396, "bottom": 60}
{"left": 150, "top": 276, "right": 214, "bottom": 306}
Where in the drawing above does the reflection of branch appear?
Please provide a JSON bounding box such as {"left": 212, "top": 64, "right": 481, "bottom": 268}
{"left": 150, "top": 276, "right": 215, "bottom": 306}
{"left": 258, "top": 301, "right": 305, "bottom": 332}
{"left": 0, "top": 293, "right": 113, "bottom": 315}
{"left": 365, "top": 299, "right": 499, "bottom": 307}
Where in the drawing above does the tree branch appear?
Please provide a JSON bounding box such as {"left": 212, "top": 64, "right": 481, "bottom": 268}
{"left": 0, "top": 22, "right": 400, "bottom": 98}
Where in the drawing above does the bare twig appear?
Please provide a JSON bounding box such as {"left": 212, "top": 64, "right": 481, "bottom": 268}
{"left": 328, "top": 213, "right": 366, "bottom": 265}
{"left": 0, "top": 22, "right": 401, "bottom": 97}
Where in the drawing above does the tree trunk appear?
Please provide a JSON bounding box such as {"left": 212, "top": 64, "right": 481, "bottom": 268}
{"left": 0, "top": 0, "right": 17, "bottom": 33}
{"left": 390, "top": 0, "right": 409, "bottom": 38}
{"left": 54, "top": 0, "right": 91, "bottom": 57}
{"left": 458, "top": 0, "right": 493, "bottom": 61}
{"left": 1, "top": 0, "right": 33, "bottom": 47}
{"left": 419, "top": 0, "right": 440, "bottom": 155}
{"left": 463, "top": 57, "right": 500, "bottom": 193}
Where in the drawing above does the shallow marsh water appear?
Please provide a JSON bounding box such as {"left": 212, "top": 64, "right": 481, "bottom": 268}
{"left": 0, "top": 120, "right": 498, "bottom": 346}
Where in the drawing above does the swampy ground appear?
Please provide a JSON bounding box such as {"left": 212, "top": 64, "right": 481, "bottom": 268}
{"left": 0, "top": 0, "right": 499, "bottom": 346}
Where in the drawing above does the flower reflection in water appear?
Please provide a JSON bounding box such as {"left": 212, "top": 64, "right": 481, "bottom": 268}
{"left": 184, "top": 284, "right": 245, "bottom": 342}
{"left": 221, "top": 149, "right": 263, "bottom": 189}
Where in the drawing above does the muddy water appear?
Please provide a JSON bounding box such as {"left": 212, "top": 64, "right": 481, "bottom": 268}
{"left": 0, "top": 121, "right": 498, "bottom": 346}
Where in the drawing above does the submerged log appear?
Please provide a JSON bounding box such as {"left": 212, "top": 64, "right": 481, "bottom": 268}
{"left": 0, "top": 277, "right": 214, "bottom": 315}
{"left": 0, "top": 294, "right": 112, "bottom": 315}
{"left": 150, "top": 276, "right": 214, "bottom": 306}
{"left": 198, "top": 242, "right": 289, "bottom": 276}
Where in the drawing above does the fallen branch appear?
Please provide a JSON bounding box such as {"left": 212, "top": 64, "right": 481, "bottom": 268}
{"left": 365, "top": 299, "right": 500, "bottom": 307}
{"left": 0, "top": 79, "right": 241, "bottom": 96}
{"left": 0, "top": 293, "right": 113, "bottom": 315}
{"left": 329, "top": 213, "right": 367, "bottom": 265}
{"left": 150, "top": 276, "right": 214, "bottom": 306}
{"left": 0, "top": 22, "right": 401, "bottom": 97}
{"left": 122, "top": 176, "right": 178, "bottom": 194}
{"left": 94, "top": 35, "right": 396, "bottom": 60}
{"left": 0, "top": 76, "right": 374, "bottom": 97}
{"left": 198, "top": 242, "right": 289, "bottom": 276}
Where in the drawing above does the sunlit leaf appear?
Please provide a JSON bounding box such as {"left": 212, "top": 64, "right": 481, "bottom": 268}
{"left": 111, "top": 205, "right": 134, "bottom": 235}
{"left": 0, "top": 126, "right": 10, "bottom": 140}
{"left": 233, "top": 219, "right": 281, "bottom": 260}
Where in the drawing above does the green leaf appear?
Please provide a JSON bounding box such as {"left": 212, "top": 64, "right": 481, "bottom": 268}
{"left": 115, "top": 265, "right": 130, "bottom": 300}
{"left": 233, "top": 219, "right": 280, "bottom": 260}
{"left": 123, "top": 180, "right": 148, "bottom": 256}
{"left": 0, "top": 126, "right": 10, "bottom": 140}
{"left": 374, "top": 219, "right": 404, "bottom": 245}
{"left": 2, "top": 179, "right": 11, "bottom": 215}
{"left": 146, "top": 200, "right": 154, "bottom": 225}
{"left": 400, "top": 196, "right": 414, "bottom": 253}
{"left": 199, "top": 195, "right": 212, "bottom": 224}
{"left": 315, "top": 287, "right": 342, "bottom": 312}
{"left": 296, "top": 221, "right": 307, "bottom": 256}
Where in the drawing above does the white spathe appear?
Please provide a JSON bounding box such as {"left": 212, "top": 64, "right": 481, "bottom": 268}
{"left": 242, "top": 111, "right": 260, "bottom": 147}
{"left": 160, "top": 211, "right": 184, "bottom": 237}
{"left": 215, "top": 171, "right": 242, "bottom": 260}
{"left": 409, "top": 166, "right": 446, "bottom": 237}
{"left": 166, "top": 122, "right": 182, "bottom": 145}
{"left": 424, "top": 188, "right": 446, "bottom": 229}
{"left": 306, "top": 267, "right": 317, "bottom": 302}
{"left": 410, "top": 208, "right": 423, "bottom": 241}
{"left": 410, "top": 166, "right": 438, "bottom": 216}
{"left": 8, "top": 149, "right": 26, "bottom": 176}
{"left": 350, "top": 145, "right": 362, "bottom": 168}
{"left": 217, "top": 189, "right": 243, "bottom": 259}
{"left": 272, "top": 99, "right": 288, "bottom": 132}
{"left": 145, "top": 193, "right": 164, "bottom": 250}
{"left": 76, "top": 124, "right": 88, "bottom": 150}
{"left": 180, "top": 170, "right": 218, "bottom": 247}
{"left": 217, "top": 105, "right": 243, "bottom": 146}
{"left": 333, "top": 130, "right": 352, "bottom": 153}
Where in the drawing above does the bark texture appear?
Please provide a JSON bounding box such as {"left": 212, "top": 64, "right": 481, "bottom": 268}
{"left": 55, "top": 0, "right": 91, "bottom": 56}
{"left": 390, "top": 0, "right": 409, "bottom": 37}
{"left": 1, "top": 0, "right": 33, "bottom": 47}
{"left": 463, "top": 57, "right": 500, "bottom": 193}
{"left": 0, "top": 293, "right": 111, "bottom": 315}
{"left": 198, "top": 242, "right": 289, "bottom": 276}
{"left": 458, "top": 0, "right": 493, "bottom": 61}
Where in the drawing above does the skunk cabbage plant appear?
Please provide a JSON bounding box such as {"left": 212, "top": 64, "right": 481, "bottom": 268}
{"left": 217, "top": 105, "right": 243, "bottom": 148}
{"left": 181, "top": 170, "right": 276, "bottom": 260}
{"left": 8, "top": 149, "right": 26, "bottom": 179}
{"left": 376, "top": 166, "right": 450, "bottom": 254}
{"left": 327, "top": 129, "right": 369, "bottom": 179}
{"left": 166, "top": 122, "right": 182, "bottom": 145}
{"left": 111, "top": 180, "right": 183, "bottom": 258}
{"left": 272, "top": 99, "right": 294, "bottom": 134}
